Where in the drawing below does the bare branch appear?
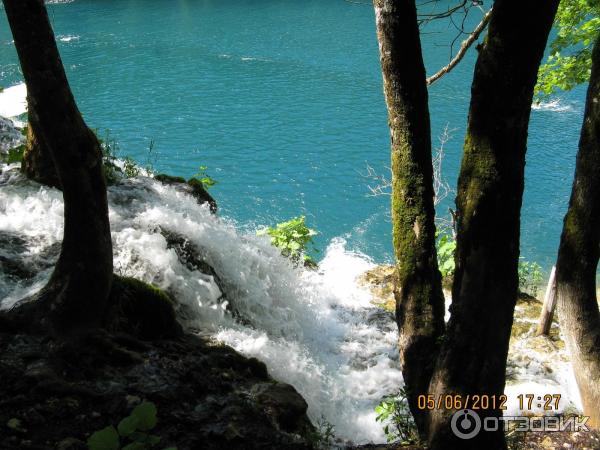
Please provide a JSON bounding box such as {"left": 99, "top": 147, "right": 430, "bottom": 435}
{"left": 432, "top": 124, "right": 456, "bottom": 207}
{"left": 426, "top": 7, "right": 493, "bottom": 86}
{"left": 361, "top": 162, "right": 392, "bottom": 197}
{"left": 363, "top": 124, "right": 456, "bottom": 210}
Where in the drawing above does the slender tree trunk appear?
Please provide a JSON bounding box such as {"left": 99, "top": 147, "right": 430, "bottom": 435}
{"left": 555, "top": 34, "right": 600, "bottom": 430}
{"left": 21, "top": 99, "right": 61, "bottom": 189}
{"left": 3, "top": 0, "right": 113, "bottom": 334}
{"left": 373, "top": 0, "right": 444, "bottom": 435}
{"left": 426, "top": 1, "right": 558, "bottom": 448}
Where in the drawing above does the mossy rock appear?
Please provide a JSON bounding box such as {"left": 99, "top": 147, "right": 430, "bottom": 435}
{"left": 187, "top": 178, "right": 217, "bottom": 213}
{"left": 106, "top": 275, "right": 183, "bottom": 340}
{"left": 154, "top": 173, "right": 186, "bottom": 184}
{"left": 153, "top": 173, "right": 217, "bottom": 213}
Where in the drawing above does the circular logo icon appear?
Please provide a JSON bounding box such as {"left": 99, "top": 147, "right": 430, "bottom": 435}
{"left": 450, "top": 409, "right": 481, "bottom": 439}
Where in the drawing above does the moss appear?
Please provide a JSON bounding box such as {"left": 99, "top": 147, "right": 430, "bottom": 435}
{"left": 107, "top": 276, "right": 182, "bottom": 339}
{"left": 187, "top": 178, "right": 217, "bottom": 213}
{"left": 154, "top": 173, "right": 186, "bottom": 185}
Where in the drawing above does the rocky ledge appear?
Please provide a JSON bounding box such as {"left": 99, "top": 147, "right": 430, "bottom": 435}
{"left": 0, "top": 329, "right": 316, "bottom": 450}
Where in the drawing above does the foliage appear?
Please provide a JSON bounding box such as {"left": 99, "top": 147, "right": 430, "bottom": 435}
{"left": 306, "top": 415, "right": 335, "bottom": 449}
{"left": 535, "top": 0, "right": 600, "bottom": 99}
{"left": 190, "top": 165, "right": 217, "bottom": 190}
{"left": 123, "top": 156, "right": 140, "bottom": 178}
{"left": 435, "top": 230, "right": 543, "bottom": 296}
{"left": 96, "top": 130, "right": 145, "bottom": 182}
{"left": 257, "top": 216, "right": 318, "bottom": 267}
{"left": 374, "top": 388, "right": 419, "bottom": 444}
{"left": 436, "top": 230, "right": 456, "bottom": 279}
{"left": 1, "top": 144, "right": 25, "bottom": 164}
{"left": 87, "top": 401, "right": 176, "bottom": 450}
{"left": 98, "top": 129, "right": 121, "bottom": 184}
{"left": 518, "top": 259, "right": 543, "bottom": 297}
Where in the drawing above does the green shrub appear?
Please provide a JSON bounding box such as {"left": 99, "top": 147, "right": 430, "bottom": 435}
{"left": 436, "top": 231, "right": 456, "bottom": 279}
{"left": 96, "top": 129, "right": 145, "bottom": 182}
{"left": 518, "top": 259, "right": 543, "bottom": 297}
{"left": 123, "top": 156, "right": 140, "bottom": 178}
{"left": 1, "top": 144, "right": 25, "bottom": 164}
{"left": 374, "top": 388, "right": 419, "bottom": 444}
{"left": 257, "top": 216, "right": 318, "bottom": 267}
{"left": 305, "top": 415, "right": 335, "bottom": 449}
{"left": 87, "top": 401, "right": 176, "bottom": 450}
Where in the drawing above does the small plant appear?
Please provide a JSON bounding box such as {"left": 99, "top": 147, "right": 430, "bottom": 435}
{"left": 97, "top": 129, "right": 121, "bottom": 184}
{"left": 375, "top": 388, "right": 419, "bottom": 444}
{"left": 123, "top": 156, "right": 140, "bottom": 178}
{"left": 306, "top": 415, "right": 335, "bottom": 448}
{"left": 518, "top": 259, "right": 543, "bottom": 297}
{"left": 190, "top": 165, "right": 217, "bottom": 190}
{"left": 436, "top": 230, "right": 456, "bottom": 279}
{"left": 95, "top": 129, "right": 146, "bottom": 182}
{"left": 144, "top": 139, "right": 158, "bottom": 174}
{"left": 1, "top": 144, "right": 25, "bottom": 164}
{"left": 257, "top": 215, "right": 318, "bottom": 267}
{"left": 87, "top": 401, "right": 175, "bottom": 450}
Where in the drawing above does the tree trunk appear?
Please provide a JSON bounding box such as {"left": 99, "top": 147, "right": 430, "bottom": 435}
{"left": 373, "top": 0, "right": 445, "bottom": 435}
{"left": 3, "top": 0, "right": 113, "bottom": 334}
{"left": 21, "top": 99, "right": 61, "bottom": 189}
{"left": 555, "top": 33, "right": 600, "bottom": 430}
{"left": 426, "top": 1, "right": 558, "bottom": 448}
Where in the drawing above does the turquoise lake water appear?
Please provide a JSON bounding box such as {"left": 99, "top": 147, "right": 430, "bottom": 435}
{"left": 0, "top": 0, "right": 588, "bottom": 269}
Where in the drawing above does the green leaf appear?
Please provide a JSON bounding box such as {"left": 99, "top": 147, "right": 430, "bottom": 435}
{"left": 131, "top": 401, "right": 157, "bottom": 431}
{"left": 118, "top": 415, "right": 140, "bottom": 437}
{"left": 121, "top": 442, "right": 145, "bottom": 450}
{"left": 5, "top": 145, "right": 25, "bottom": 164}
{"left": 146, "top": 435, "right": 161, "bottom": 445}
{"left": 87, "top": 426, "right": 120, "bottom": 450}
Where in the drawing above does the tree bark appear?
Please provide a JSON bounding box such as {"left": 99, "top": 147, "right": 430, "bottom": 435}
{"left": 373, "top": 0, "right": 445, "bottom": 435}
{"left": 21, "top": 99, "right": 61, "bottom": 189}
{"left": 555, "top": 33, "right": 600, "bottom": 430}
{"left": 3, "top": 0, "right": 113, "bottom": 334}
{"left": 426, "top": 1, "right": 558, "bottom": 448}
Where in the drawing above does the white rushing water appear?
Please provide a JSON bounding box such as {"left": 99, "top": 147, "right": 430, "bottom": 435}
{"left": 0, "top": 165, "right": 402, "bottom": 444}
{"left": 0, "top": 161, "right": 586, "bottom": 444}
{"left": 0, "top": 83, "right": 27, "bottom": 118}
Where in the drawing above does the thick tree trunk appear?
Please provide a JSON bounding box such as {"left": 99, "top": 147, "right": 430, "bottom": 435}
{"left": 21, "top": 99, "right": 61, "bottom": 189}
{"left": 373, "top": 0, "right": 445, "bottom": 435}
{"left": 555, "top": 34, "right": 600, "bottom": 430}
{"left": 3, "top": 0, "right": 113, "bottom": 334}
{"left": 426, "top": 1, "right": 558, "bottom": 449}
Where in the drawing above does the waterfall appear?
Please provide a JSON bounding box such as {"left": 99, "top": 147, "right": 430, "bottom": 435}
{"left": 0, "top": 165, "right": 402, "bottom": 444}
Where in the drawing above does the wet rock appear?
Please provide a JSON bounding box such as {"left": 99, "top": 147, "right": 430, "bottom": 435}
{"left": 160, "top": 228, "right": 234, "bottom": 316}
{"left": 106, "top": 275, "right": 183, "bottom": 340}
{"left": 357, "top": 265, "right": 396, "bottom": 312}
{"left": 154, "top": 173, "right": 217, "bottom": 213}
{"left": 252, "top": 382, "right": 310, "bottom": 433}
{"left": 0, "top": 116, "right": 24, "bottom": 155}
{"left": 0, "top": 331, "right": 316, "bottom": 450}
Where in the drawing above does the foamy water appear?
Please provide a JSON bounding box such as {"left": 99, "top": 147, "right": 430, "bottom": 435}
{"left": 0, "top": 166, "right": 402, "bottom": 444}
{"left": 532, "top": 99, "right": 575, "bottom": 112}
{"left": 0, "top": 157, "right": 584, "bottom": 445}
{"left": 58, "top": 35, "right": 80, "bottom": 43}
{"left": 0, "top": 83, "right": 27, "bottom": 118}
